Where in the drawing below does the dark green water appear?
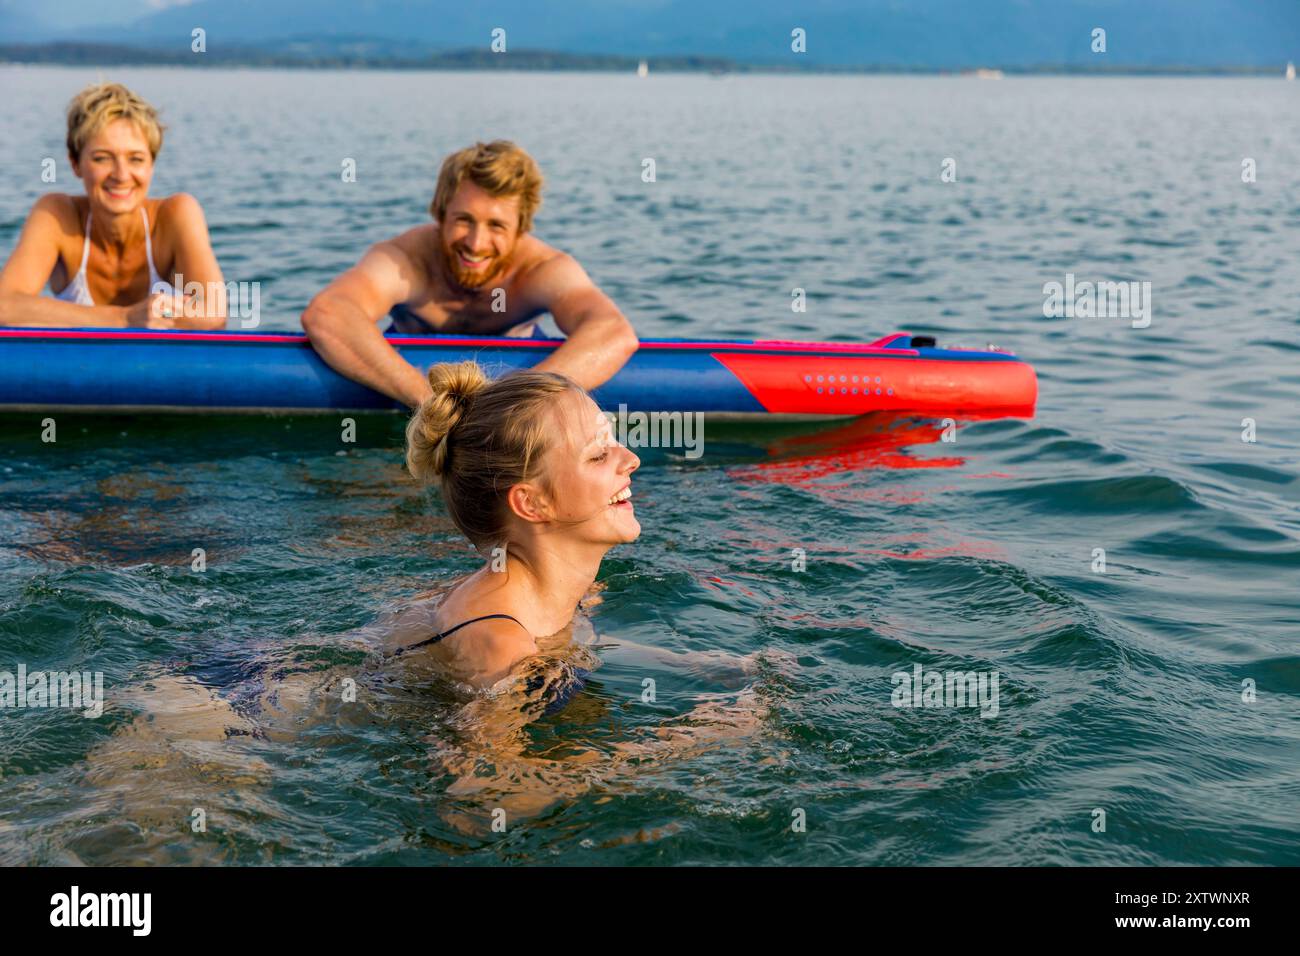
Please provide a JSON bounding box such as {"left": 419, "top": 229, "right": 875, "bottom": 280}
{"left": 1, "top": 69, "right": 1299, "bottom": 864}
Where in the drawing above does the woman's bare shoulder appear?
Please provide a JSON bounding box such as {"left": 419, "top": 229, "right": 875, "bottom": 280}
{"left": 29, "top": 193, "right": 81, "bottom": 229}
{"left": 441, "top": 615, "right": 537, "bottom": 687}
{"left": 153, "top": 193, "right": 208, "bottom": 228}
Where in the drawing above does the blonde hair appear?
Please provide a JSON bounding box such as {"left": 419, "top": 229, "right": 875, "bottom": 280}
{"left": 430, "top": 140, "right": 544, "bottom": 234}
{"left": 66, "top": 82, "right": 165, "bottom": 161}
{"left": 406, "top": 362, "right": 583, "bottom": 550}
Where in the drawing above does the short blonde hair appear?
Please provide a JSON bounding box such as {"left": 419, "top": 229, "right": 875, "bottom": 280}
{"left": 430, "top": 140, "right": 543, "bottom": 234}
{"left": 65, "top": 82, "right": 165, "bottom": 161}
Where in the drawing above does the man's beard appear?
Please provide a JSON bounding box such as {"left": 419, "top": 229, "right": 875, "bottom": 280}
{"left": 442, "top": 241, "right": 511, "bottom": 291}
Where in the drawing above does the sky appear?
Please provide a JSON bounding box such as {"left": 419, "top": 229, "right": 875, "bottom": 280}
{"left": 3, "top": 1, "right": 1297, "bottom": 68}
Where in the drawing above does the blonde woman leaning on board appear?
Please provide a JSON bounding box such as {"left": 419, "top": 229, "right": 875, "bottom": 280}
{"left": 0, "top": 81, "right": 226, "bottom": 329}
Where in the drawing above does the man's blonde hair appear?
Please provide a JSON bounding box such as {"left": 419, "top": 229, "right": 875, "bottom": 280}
{"left": 430, "top": 140, "right": 543, "bottom": 234}
{"left": 66, "top": 82, "right": 165, "bottom": 161}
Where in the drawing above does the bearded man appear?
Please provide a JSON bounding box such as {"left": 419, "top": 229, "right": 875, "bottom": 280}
{"left": 302, "top": 140, "right": 638, "bottom": 407}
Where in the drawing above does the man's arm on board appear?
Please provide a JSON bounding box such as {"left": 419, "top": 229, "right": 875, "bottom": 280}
{"left": 525, "top": 253, "right": 638, "bottom": 390}
{"left": 300, "top": 239, "right": 432, "bottom": 408}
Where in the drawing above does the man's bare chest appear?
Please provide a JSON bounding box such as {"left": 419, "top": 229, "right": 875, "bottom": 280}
{"left": 406, "top": 279, "right": 536, "bottom": 333}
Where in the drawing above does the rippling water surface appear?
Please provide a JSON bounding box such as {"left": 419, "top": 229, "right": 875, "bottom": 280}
{"left": 1, "top": 68, "right": 1298, "bottom": 865}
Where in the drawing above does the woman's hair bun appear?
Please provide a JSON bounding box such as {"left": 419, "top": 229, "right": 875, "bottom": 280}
{"left": 405, "top": 361, "right": 490, "bottom": 481}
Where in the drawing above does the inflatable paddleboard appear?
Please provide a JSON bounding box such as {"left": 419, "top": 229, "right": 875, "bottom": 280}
{"left": 0, "top": 328, "right": 1036, "bottom": 417}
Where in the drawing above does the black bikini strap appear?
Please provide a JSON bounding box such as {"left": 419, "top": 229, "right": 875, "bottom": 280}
{"left": 393, "top": 613, "right": 524, "bottom": 657}
{"left": 436, "top": 613, "right": 523, "bottom": 641}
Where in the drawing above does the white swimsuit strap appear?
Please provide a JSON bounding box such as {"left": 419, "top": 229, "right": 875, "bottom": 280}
{"left": 75, "top": 209, "right": 92, "bottom": 277}
{"left": 141, "top": 206, "right": 163, "bottom": 286}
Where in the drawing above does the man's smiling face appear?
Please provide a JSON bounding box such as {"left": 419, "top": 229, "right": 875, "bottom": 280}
{"left": 439, "top": 181, "right": 522, "bottom": 291}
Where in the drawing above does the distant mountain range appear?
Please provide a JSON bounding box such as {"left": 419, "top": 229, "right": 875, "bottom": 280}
{"left": 2, "top": 0, "right": 1297, "bottom": 69}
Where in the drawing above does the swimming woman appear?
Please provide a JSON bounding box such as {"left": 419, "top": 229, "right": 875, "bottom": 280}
{"left": 0, "top": 81, "right": 226, "bottom": 329}
{"left": 54, "top": 364, "right": 780, "bottom": 851}
{"left": 382, "top": 360, "right": 782, "bottom": 822}
{"left": 395, "top": 360, "right": 641, "bottom": 689}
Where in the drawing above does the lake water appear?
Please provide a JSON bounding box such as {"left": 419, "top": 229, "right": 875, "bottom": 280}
{"left": 1, "top": 67, "right": 1298, "bottom": 865}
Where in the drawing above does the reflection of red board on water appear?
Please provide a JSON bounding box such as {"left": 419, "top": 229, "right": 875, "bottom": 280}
{"left": 732, "top": 408, "right": 1029, "bottom": 487}
{"left": 0, "top": 328, "right": 1036, "bottom": 417}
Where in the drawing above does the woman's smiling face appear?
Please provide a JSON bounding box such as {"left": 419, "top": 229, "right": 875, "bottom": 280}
{"left": 534, "top": 390, "right": 640, "bottom": 545}
{"left": 71, "top": 118, "right": 154, "bottom": 216}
